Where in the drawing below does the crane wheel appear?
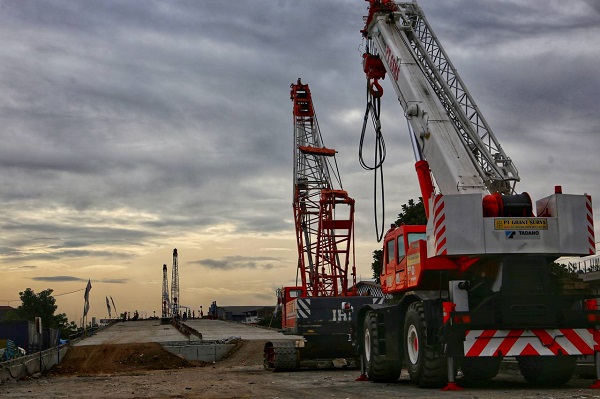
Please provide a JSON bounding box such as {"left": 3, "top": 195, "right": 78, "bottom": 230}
{"left": 517, "top": 356, "right": 576, "bottom": 386}
{"left": 361, "top": 310, "right": 401, "bottom": 382}
{"left": 460, "top": 357, "right": 501, "bottom": 381}
{"left": 404, "top": 302, "right": 447, "bottom": 388}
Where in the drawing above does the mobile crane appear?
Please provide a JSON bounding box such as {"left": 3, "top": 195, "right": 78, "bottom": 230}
{"left": 263, "top": 79, "right": 382, "bottom": 370}
{"left": 355, "top": 1, "right": 597, "bottom": 388}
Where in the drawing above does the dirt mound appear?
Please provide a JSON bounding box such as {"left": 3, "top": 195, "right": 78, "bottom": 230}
{"left": 49, "top": 342, "right": 196, "bottom": 376}
{"left": 218, "top": 340, "right": 267, "bottom": 368}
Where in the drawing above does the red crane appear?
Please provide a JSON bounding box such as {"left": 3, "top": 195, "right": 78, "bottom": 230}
{"left": 291, "top": 78, "right": 356, "bottom": 297}
{"left": 264, "top": 80, "right": 379, "bottom": 371}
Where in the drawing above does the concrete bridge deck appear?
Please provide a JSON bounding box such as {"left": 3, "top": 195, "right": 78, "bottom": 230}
{"left": 75, "top": 319, "right": 301, "bottom": 346}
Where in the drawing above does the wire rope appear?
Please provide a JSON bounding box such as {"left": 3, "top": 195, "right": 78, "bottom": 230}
{"left": 359, "top": 90, "right": 387, "bottom": 242}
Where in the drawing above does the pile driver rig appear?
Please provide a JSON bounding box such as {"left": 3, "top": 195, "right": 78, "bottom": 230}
{"left": 263, "top": 79, "right": 382, "bottom": 370}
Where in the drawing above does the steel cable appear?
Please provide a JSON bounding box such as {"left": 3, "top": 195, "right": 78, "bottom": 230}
{"left": 359, "top": 94, "right": 386, "bottom": 242}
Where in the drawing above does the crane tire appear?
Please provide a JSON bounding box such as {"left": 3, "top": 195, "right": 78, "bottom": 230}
{"left": 362, "top": 310, "right": 401, "bottom": 382}
{"left": 517, "top": 356, "right": 576, "bottom": 386}
{"left": 460, "top": 357, "right": 501, "bottom": 381}
{"left": 404, "top": 302, "right": 447, "bottom": 388}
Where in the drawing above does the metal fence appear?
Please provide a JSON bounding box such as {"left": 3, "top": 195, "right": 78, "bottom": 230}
{"left": 567, "top": 254, "right": 600, "bottom": 274}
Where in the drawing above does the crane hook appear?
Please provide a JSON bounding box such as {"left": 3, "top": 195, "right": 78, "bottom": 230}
{"left": 369, "top": 79, "right": 384, "bottom": 98}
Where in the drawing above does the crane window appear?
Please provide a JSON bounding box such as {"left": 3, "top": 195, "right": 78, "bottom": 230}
{"left": 386, "top": 239, "right": 395, "bottom": 266}
{"left": 289, "top": 289, "right": 302, "bottom": 298}
{"left": 397, "top": 235, "right": 405, "bottom": 262}
{"left": 408, "top": 233, "right": 427, "bottom": 245}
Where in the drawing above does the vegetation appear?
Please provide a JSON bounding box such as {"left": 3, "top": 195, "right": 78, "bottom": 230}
{"left": 370, "top": 198, "right": 427, "bottom": 281}
{"left": 3, "top": 288, "right": 74, "bottom": 338}
{"left": 394, "top": 197, "right": 427, "bottom": 226}
{"left": 371, "top": 249, "right": 383, "bottom": 281}
{"left": 550, "top": 262, "right": 581, "bottom": 277}
{"left": 259, "top": 310, "right": 281, "bottom": 329}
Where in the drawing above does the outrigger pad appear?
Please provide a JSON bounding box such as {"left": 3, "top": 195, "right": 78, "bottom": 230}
{"left": 441, "top": 382, "right": 464, "bottom": 391}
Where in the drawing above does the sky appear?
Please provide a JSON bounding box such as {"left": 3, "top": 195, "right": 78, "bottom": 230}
{"left": 1, "top": 0, "right": 599, "bottom": 324}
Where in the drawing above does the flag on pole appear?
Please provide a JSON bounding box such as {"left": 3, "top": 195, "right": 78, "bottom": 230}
{"left": 83, "top": 279, "right": 92, "bottom": 317}
{"left": 110, "top": 296, "right": 117, "bottom": 313}
{"left": 106, "top": 296, "right": 112, "bottom": 318}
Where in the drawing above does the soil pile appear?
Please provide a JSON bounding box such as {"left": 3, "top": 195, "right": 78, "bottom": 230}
{"left": 49, "top": 342, "right": 196, "bottom": 376}
{"left": 217, "top": 340, "right": 266, "bottom": 369}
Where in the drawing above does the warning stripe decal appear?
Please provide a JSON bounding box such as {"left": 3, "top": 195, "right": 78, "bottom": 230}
{"left": 586, "top": 195, "right": 595, "bottom": 255}
{"left": 432, "top": 195, "right": 447, "bottom": 255}
{"left": 296, "top": 298, "right": 311, "bottom": 319}
{"left": 464, "top": 329, "right": 594, "bottom": 357}
{"left": 372, "top": 297, "right": 385, "bottom": 305}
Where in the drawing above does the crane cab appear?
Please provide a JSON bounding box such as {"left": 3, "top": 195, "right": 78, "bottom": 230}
{"left": 279, "top": 286, "right": 304, "bottom": 332}
{"left": 381, "top": 225, "right": 427, "bottom": 293}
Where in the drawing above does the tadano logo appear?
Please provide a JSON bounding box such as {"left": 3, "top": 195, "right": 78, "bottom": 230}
{"left": 506, "top": 230, "right": 540, "bottom": 240}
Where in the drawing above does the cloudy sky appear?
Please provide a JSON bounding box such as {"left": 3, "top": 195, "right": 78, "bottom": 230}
{"left": 1, "top": 0, "right": 598, "bottom": 323}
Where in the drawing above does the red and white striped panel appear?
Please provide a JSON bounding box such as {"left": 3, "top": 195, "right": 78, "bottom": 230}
{"left": 432, "top": 195, "right": 447, "bottom": 256}
{"left": 464, "top": 329, "right": 594, "bottom": 357}
{"left": 586, "top": 195, "right": 595, "bottom": 255}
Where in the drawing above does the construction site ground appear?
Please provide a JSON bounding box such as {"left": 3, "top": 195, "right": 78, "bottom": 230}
{"left": 3, "top": 319, "right": 600, "bottom": 398}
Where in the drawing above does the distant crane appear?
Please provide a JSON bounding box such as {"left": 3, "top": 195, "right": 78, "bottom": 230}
{"left": 170, "top": 248, "right": 179, "bottom": 317}
{"left": 161, "top": 264, "right": 170, "bottom": 318}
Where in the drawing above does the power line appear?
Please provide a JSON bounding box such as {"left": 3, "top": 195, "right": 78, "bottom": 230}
{"left": 1, "top": 287, "right": 85, "bottom": 305}
{"left": 54, "top": 288, "right": 85, "bottom": 297}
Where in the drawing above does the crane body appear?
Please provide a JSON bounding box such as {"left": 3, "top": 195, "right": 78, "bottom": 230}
{"left": 162, "top": 264, "right": 170, "bottom": 318}
{"left": 355, "top": 1, "right": 597, "bottom": 388}
{"left": 264, "top": 79, "right": 382, "bottom": 370}
{"left": 171, "top": 248, "right": 179, "bottom": 317}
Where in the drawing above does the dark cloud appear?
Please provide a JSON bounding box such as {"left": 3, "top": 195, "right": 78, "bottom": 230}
{"left": 98, "top": 279, "right": 128, "bottom": 284}
{"left": 0, "top": 0, "right": 597, "bottom": 279}
{"left": 584, "top": 0, "right": 600, "bottom": 13}
{"left": 31, "top": 276, "right": 128, "bottom": 284}
{"left": 192, "top": 255, "right": 284, "bottom": 271}
{"left": 32, "top": 276, "right": 86, "bottom": 282}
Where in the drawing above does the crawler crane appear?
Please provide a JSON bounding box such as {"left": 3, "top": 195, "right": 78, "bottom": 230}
{"left": 263, "top": 79, "right": 382, "bottom": 370}
{"left": 355, "top": 0, "right": 597, "bottom": 389}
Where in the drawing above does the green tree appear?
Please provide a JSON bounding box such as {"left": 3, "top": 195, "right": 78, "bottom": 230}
{"left": 370, "top": 198, "right": 427, "bottom": 282}
{"left": 4, "top": 288, "right": 70, "bottom": 337}
{"left": 259, "top": 310, "right": 281, "bottom": 329}
{"left": 394, "top": 197, "right": 427, "bottom": 226}
{"left": 371, "top": 249, "right": 383, "bottom": 280}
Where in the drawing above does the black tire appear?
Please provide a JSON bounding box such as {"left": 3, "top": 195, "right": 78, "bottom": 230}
{"left": 460, "top": 357, "right": 501, "bottom": 381}
{"left": 362, "top": 310, "right": 402, "bottom": 382}
{"left": 517, "top": 356, "right": 576, "bottom": 386}
{"left": 404, "top": 302, "right": 447, "bottom": 388}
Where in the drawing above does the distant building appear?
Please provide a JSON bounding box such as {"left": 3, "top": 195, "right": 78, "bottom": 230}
{"left": 219, "top": 306, "right": 275, "bottom": 324}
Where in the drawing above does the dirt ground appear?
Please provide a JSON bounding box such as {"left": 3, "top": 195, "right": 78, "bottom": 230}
{"left": 3, "top": 340, "right": 600, "bottom": 399}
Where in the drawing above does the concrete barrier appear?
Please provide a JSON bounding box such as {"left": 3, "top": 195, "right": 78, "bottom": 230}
{"left": 171, "top": 319, "right": 202, "bottom": 341}
{"left": 161, "top": 337, "right": 239, "bottom": 363}
{"left": 0, "top": 344, "right": 69, "bottom": 384}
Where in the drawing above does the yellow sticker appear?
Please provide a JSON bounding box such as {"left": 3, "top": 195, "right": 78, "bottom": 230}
{"left": 407, "top": 253, "right": 420, "bottom": 266}
{"left": 494, "top": 218, "right": 548, "bottom": 230}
